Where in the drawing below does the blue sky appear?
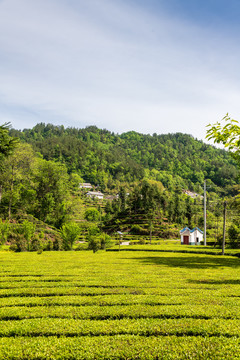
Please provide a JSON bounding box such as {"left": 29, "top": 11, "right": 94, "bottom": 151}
{"left": 1, "top": 0, "right": 240, "bottom": 140}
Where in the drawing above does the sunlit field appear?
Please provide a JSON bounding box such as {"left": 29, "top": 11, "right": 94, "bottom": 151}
{"left": 1, "top": 249, "right": 240, "bottom": 359}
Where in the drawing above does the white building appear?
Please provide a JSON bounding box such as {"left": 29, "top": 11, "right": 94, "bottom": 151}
{"left": 86, "top": 191, "right": 104, "bottom": 200}
{"left": 180, "top": 227, "right": 203, "bottom": 245}
{"left": 79, "top": 183, "right": 93, "bottom": 189}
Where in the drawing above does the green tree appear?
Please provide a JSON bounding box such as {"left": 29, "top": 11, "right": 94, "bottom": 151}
{"left": 119, "top": 186, "right": 127, "bottom": 212}
{"left": 185, "top": 197, "right": 193, "bottom": 228}
{"left": 21, "top": 220, "right": 36, "bottom": 251}
{"left": 105, "top": 201, "right": 113, "bottom": 214}
{"left": 167, "top": 198, "right": 174, "bottom": 222}
{"left": 87, "top": 232, "right": 111, "bottom": 252}
{"left": 84, "top": 208, "right": 100, "bottom": 222}
{"left": 0, "top": 123, "right": 19, "bottom": 206}
{"left": 69, "top": 173, "right": 83, "bottom": 192}
{"left": 0, "top": 219, "right": 9, "bottom": 245}
{"left": 172, "top": 193, "right": 184, "bottom": 224}
{"left": 34, "top": 159, "right": 70, "bottom": 227}
{"left": 11, "top": 122, "right": 239, "bottom": 194}
{"left": 206, "top": 114, "right": 240, "bottom": 162}
{"left": 86, "top": 225, "right": 101, "bottom": 253}
{"left": 148, "top": 213, "right": 154, "bottom": 244}
{"left": 0, "top": 144, "right": 36, "bottom": 220}
{"left": 87, "top": 235, "right": 101, "bottom": 253}
{"left": 99, "top": 233, "right": 112, "bottom": 249}
{"left": 228, "top": 223, "right": 240, "bottom": 248}
{"left": 0, "top": 123, "right": 19, "bottom": 158}
{"left": 60, "top": 222, "right": 80, "bottom": 250}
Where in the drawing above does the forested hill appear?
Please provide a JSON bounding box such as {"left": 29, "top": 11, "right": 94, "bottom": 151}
{"left": 10, "top": 123, "right": 238, "bottom": 194}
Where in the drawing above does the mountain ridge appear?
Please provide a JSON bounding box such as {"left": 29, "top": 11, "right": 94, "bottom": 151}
{"left": 10, "top": 123, "right": 239, "bottom": 194}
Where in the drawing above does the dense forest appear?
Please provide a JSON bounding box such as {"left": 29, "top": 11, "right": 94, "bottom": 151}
{"left": 10, "top": 123, "right": 238, "bottom": 194}
{"left": 0, "top": 122, "right": 239, "bottom": 251}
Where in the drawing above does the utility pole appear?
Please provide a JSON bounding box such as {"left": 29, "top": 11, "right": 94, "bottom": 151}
{"left": 222, "top": 201, "right": 227, "bottom": 255}
{"left": 204, "top": 180, "right": 207, "bottom": 246}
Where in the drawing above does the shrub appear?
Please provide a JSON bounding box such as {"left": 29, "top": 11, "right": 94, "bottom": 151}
{"left": 9, "top": 232, "right": 27, "bottom": 252}
{"left": 29, "top": 234, "right": 41, "bottom": 251}
{"left": 99, "top": 233, "right": 112, "bottom": 249}
{"left": 130, "top": 225, "right": 141, "bottom": 234}
{"left": 60, "top": 222, "right": 80, "bottom": 250}
{"left": 0, "top": 219, "right": 9, "bottom": 245}
{"left": 130, "top": 225, "right": 148, "bottom": 235}
{"left": 87, "top": 233, "right": 112, "bottom": 252}
{"left": 88, "top": 236, "right": 101, "bottom": 253}
{"left": 75, "top": 243, "right": 87, "bottom": 251}
{"left": 84, "top": 208, "right": 100, "bottom": 222}
{"left": 228, "top": 223, "right": 240, "bottom": 248}
{"left": 21, "top": 220, "right": 36, "bottom": 251}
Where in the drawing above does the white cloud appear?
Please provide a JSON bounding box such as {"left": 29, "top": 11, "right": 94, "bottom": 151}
{"left": 0, "top": 0, "right": 240, "bottom": 140}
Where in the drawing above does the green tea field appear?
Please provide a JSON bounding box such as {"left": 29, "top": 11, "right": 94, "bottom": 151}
{"left": 1, "top": 249, "right": 240, "bottom": 359}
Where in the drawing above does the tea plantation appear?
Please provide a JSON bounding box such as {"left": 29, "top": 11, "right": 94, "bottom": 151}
{"left": 1, "top": 249, "right": 240, "bottom": 359}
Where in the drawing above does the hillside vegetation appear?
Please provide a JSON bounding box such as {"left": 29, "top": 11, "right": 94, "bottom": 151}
{"left": 0, "top": 122, "right": 238, "bottom": 250}
{"left": 10, "top": 123, "right": 238, "bottom": 194}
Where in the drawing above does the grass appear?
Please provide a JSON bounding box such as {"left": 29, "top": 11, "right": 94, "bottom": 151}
{"left": 0, "top": 249, "right": 240, "bottom": 359}
{"left": 113, "top": 242, "right": 240, "bottom": 256}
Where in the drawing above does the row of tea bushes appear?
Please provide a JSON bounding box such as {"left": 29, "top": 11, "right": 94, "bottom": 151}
{"left": 1, "top": 293, "right": 240, "bottom": 308}
{"left": 1, "top": 250, "right": 240, "bottom": 358}
{"left": 0, "top": 303, "right": 240, "bottom": 320}
{"left": 0, "top": 335, "right": 240, "bottom": 359}
{"left": 0, "top": 317, "right": 240, "bottom": 337}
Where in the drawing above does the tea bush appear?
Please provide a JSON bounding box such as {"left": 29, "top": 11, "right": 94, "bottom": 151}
{"left": 0, "top": 250, "right": 240, "bottom": 359}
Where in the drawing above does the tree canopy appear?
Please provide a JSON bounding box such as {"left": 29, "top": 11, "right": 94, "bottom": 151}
{"left": 206, "top": 114, "right": 240, "bottom": 163}
{"left": 0, "top": 123, "right": 19, "bottom": 158}
{"left": 0, "top": 121, "right": 238, "bottom": 250}
{"left": 10, "top": 123, "right": 239, "bottom": 194}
